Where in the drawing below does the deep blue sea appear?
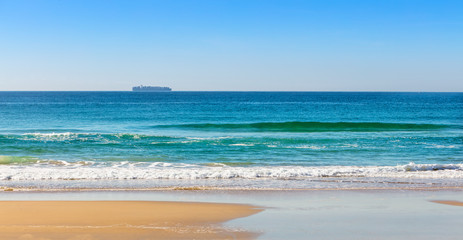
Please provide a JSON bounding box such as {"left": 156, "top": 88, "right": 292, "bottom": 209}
{"left": 0, "top": 92, "right": 462, "bottom": 190}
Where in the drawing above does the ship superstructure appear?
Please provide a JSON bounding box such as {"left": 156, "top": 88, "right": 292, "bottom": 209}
{"left": 132, "top": 85, "right": 172, "bottom": 92}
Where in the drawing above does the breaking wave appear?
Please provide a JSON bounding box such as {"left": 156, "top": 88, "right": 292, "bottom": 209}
{"left": 0, "top": 132, "right": 175, "bottom": 143}
{"left": 0, "top": 162, "right": 461, "bottom": 181}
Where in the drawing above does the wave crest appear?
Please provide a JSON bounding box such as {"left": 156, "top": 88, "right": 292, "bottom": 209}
{"left": 0, "top": 162, "right": 461, "bottom": 180}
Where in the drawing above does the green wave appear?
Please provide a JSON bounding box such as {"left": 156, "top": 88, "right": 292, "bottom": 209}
{"left": 155, "top": 121, "right": 452, "bottom": 132}
{"left": 0, "top": 156, "right": 39, "bottom": 164}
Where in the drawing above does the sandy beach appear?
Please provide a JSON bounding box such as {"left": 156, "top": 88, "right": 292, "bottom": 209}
{"left": 431, "top": 200, "right": 463, "bottom": 207}
{"left": 1, "top": 190, "right": 463, "bottom": 239}
{"left": 0, "top": 201, "right": 262, "bottom": 240}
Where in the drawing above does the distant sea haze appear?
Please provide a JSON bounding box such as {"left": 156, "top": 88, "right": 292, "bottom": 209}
{"left": 0, "top": 92, "right": 462, "bottom": 190}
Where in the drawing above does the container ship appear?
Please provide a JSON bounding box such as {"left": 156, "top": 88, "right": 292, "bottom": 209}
{"left": 132, "top": 85, "right": 172, "bottom": 92}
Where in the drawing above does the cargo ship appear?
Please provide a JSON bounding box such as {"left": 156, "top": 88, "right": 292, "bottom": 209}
{"left": 132, "top": 85, "right": 172, "bottom": 92}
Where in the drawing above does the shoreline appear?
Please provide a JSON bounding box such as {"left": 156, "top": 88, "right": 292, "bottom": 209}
{"left": 2, "top": 185, "right": 463, "bottom": 192}
{"left": 1, "top": 188, "right": 463, "bottom": 239}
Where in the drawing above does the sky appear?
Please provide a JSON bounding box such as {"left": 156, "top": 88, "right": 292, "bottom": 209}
{"left": 0, "top": 0, "right": 462, "bottom": 91}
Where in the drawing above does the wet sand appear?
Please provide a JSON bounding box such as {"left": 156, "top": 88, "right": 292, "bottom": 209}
{"left": 1, "top": 190, "right": 463, "bottom": 240}
{"left": 431, "top": 200, "right": 463, "bottom": 207}
{"left": 0, "top": 201, "right": 262, "bottom": 240}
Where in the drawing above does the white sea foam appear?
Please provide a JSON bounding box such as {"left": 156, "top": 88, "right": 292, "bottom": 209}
{"left": 23, "top": 132, "right": 78, "bottom": 141}
{"left": 229, "top": 143, "right": 254, "bottom": 146}
{"left": 425, "top": 144, "right": 458, "bottom": 149}
{"left": 0, "top": 162, "right": 462, "bottom": 181}
{"left": 287, "top": 145, "right": 326, "bottom": 149}
{"left": 21, "top": 132, "right": 153, "bottom": 141}
{"left": 186, "top": 136, "right": 236, "bottom": 140}
{"left": 341, "top": 144, "right": 359, "bottom": 148}
{"left": 24, "top": 132, "right": 75, "bottom": 137}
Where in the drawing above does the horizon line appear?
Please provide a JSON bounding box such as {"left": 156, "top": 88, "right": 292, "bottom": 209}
{"left": 0, "top": 90, "right": 462, "bottom": 93}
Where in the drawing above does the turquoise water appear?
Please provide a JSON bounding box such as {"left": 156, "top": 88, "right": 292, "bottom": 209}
{"left": 0, "top": 92, "right": 462, "bottom": 189}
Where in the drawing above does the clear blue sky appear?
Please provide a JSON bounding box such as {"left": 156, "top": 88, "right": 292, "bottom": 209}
{"left": 0, "top": 0, "right": 462, "bottom": 91}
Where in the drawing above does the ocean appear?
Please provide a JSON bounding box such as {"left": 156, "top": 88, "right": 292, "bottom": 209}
{"left": 0, "top": 91, "right": 462, "bottom": 190}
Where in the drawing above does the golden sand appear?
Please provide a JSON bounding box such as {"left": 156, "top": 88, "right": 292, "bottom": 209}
{"left": 0, "top": 201, "right": 262, "bottom": 240}
{"left": 431, "top": 200, "right": 463, "bottom": 207}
